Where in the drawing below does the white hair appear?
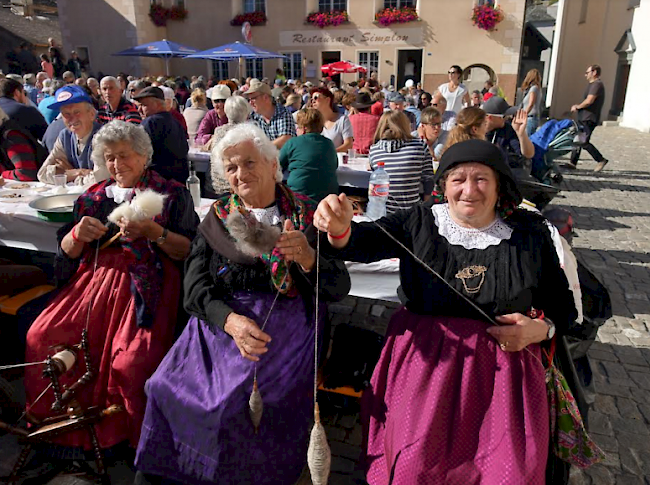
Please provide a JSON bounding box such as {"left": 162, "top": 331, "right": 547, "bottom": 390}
{"left": 211, "top": 123, "right": 282, "bottom": 191}
{"left": 91, "top": 120, "right": 154, "bottom": 169}
{"left": 100, "top": 76, "right": 119, "bottom": 88}
{"left": 224, "top": 95, "right": 251, "bottom": 124}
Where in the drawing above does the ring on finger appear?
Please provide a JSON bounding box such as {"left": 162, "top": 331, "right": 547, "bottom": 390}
{"left": 500, "top": 341, "right": 509, "bottom": 351}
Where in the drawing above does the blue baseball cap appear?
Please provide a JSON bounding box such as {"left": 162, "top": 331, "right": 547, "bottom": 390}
{"left": 49, "top": 85, "right": 93, "bottom": 109}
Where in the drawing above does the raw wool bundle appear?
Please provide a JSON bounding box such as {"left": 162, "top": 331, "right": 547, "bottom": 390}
{"left": 102, "top": 189, "right": 167, "bottom": 250}
{"left": 249, "top": 377, "right": 263, "bottom": 433}
{"left": 307, "top": 404, "right": 331, "bottom": 485}
{"left": 107, "top": 189, "right": 167, "bottom": 224}
{"left": 226, "top": 207, "right": 281, "bottom": 257}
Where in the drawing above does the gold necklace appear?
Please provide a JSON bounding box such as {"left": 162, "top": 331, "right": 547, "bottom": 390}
{"left": 455, "top": 265, "right": 488, "bottom": 294}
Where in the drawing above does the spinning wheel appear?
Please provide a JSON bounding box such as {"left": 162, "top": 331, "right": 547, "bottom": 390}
{"left": 0, "top": 331, "right": 124, "bottom": 485}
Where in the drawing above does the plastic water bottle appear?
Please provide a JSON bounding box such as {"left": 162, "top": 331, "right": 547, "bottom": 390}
{"left": 186, "top": 161, "right": 201, "bottom": 207}
{"left": 366, "top": 162, "right": 389, "bottom": 220}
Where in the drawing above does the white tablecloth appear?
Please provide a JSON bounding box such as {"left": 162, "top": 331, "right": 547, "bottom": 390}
{"left": 0, "top": 182, "right": 76, "bottom": 253}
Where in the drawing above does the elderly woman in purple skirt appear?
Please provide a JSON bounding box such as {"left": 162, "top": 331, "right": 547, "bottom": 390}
{"left": 134, "top": 123, "right": 350, "bottom": 485}
{"left": 314, "top": 139, "right": 578, "bottom": 484}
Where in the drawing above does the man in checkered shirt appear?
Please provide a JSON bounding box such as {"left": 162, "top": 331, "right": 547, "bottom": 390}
{"left": 244, "top": 79, "right": 295, "bottom": 149}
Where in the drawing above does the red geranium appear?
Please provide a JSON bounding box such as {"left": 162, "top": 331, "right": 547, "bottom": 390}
{"left": 230, "top": 11, "right": 267, "bottom": 26}
{"left": 375, "top": 6, "right": 419, "bottom": 27}
{"left": 149, "top": 4, "right": 188, "bottom": 26}
{"left": 471, "top": 1, "right": 504, "bottom": 32}
{"left": 306, "top": 10, "right": 349, "bottom": 28}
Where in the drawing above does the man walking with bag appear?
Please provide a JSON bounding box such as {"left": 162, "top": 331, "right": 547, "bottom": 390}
{"left": 569, "top": 65, "right": 608, "bottom": 172}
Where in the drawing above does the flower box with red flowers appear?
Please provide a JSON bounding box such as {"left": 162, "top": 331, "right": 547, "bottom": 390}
{"left": 374, "top": 6, "right": 419, "bottom": 27}
{"left": 230, "top": 11, "right": 267, "bottom": 26}
{"left": 471, "top": 1, "right": 504, "bottom": 32}
{"left": 169, "top": 5, "right": 188, "bottom": 21}
{"left": 305, "top": 10, "right": 349, "bottom": 28}
{"left": 149, "top": 4, "right": 188, "bottom": 26}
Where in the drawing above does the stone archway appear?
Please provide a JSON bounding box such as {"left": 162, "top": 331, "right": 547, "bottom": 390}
{"left": 461, "top": 63, "right": 497, "bottom": 95}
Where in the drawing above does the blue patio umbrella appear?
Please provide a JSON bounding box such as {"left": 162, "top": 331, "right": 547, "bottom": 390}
{"left": 184, "top": 42, "right": 287, "bottom": 79}
{"left": 183, "top": 42, "right": 287, "bottom": 61}
{"left": 113, "top": 39, "right": 198, "bottom": 76}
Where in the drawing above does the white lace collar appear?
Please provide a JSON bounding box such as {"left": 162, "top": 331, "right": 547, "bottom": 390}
{"left": 248, "top": 205, "right": 282, "bottom": 227}
{"left": 431, "top": 203, "right": 512, "bottom": 249}
{"left": 106, "top": 185, "right": 135, "bottom": 204}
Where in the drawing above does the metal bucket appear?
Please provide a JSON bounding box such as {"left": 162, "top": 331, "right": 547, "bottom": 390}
{"left": 28, "top": 193, "right": 78, "bottom": 223}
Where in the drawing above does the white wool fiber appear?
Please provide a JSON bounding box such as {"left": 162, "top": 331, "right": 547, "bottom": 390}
{"left": 107, "top": 202, "right": 134, "bottom": 224}
{"left": 130, "top": 190, "right": 166, "bottom": 221}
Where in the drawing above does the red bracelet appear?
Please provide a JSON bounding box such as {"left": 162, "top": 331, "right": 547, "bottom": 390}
{"left": 328, "top": 226, "right": 351, "bottom": 240}
{"left": 71, "top": 224, "right": 83, "bottom": 243}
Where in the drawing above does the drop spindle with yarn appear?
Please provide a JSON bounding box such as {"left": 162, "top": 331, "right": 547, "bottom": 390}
{"left": 307, "top": 231, "right": 331, "bottom": 485}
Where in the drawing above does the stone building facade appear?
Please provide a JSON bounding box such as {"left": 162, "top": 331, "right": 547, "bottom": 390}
{"left": 57, "top": 0, "right": 526, "bottom": 99}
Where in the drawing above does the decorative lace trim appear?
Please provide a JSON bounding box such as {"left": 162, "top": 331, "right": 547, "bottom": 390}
{"left": 432, "top": 203, "right": 512, "bottom": 249}
{"left": 105, "top": 185, "right": 134, "bottom": 203}
{"left": 249, "top": 205, "right": 283, "bottom": 227}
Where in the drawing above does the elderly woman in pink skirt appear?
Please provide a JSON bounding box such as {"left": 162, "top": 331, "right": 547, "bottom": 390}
{"left": 314, "top": 139, "right": 577, "bottom": 484}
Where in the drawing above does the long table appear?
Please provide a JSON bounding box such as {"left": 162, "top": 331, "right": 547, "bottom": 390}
{"left": 189, "top": 148, "right": 373, "bottom": 189}
{"left": 0, "top": 182, "right": 400, "bottom": 301}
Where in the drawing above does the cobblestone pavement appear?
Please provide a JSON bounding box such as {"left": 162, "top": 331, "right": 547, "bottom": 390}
{"left": 1, "top": 126, "right": 649, "bottom": 484}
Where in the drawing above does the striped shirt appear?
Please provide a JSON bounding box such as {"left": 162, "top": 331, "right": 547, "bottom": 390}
{"left": 97, "top": 97, "right": 142, "bottom": 125}
{"left": 369, "top": 138, "right": 434, "bottom": 213}
{"left": 1, "top": 129, "right": 38, "bottom": 181}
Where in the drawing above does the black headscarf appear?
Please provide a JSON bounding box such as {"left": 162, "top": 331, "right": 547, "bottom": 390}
{"left": 434, "top": 139, "right": 523, "bottom": 209}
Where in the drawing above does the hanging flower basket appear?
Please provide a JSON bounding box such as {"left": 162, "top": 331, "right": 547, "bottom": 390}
{"left": 148, "top": 4, "right": 188, "bottom": 27}
{"left": 375, "top": 6, "right": 419, "bottom": 27}
{"left": 230, "top": 11, "right": 267, "bottom": 26}
{"left": 305, "top": 10, "right": 349, "bottom": 28}
{"left": 471, "top": 1, "right": 504, "bottom": 32}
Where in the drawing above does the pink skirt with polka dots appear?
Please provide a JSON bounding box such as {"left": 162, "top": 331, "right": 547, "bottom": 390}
{"left": 362, "top": 308, "right": 549, "bottom": 485}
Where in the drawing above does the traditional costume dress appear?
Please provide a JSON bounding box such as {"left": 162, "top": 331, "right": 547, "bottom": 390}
{"left": 135, "top": 185, "right": 351, "bottom": 485}
{"left": 24, "top": 170, "right": 199, "bottom": 450}
{"left": 326, "top": 140, "right": 578, "bottom": 485}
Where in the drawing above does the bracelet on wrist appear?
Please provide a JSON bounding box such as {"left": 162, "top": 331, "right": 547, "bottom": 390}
{"left": 328, "top": 225, "right": 351, "bottom": 240}
{"left": 71, "top": 225, "right": 83, "bottom": 244}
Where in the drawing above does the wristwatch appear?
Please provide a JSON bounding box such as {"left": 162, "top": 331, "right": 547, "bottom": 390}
{"left": 155, "top": 228, "right": 168, "bottom": 245}
{"left": 543, "top": 317, "right": 556, "bottom": 340}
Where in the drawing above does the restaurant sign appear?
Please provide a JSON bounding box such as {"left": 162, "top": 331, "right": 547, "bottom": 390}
{"left": 279, "top": 28, "right": 423, "bottom": 47}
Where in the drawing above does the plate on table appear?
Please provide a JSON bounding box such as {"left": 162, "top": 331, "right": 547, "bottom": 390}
{"left": 29, "top": 193, "right": 78, "bottom": 223}
{"left": 4, "top": 183, "right": 31, "bottom": 190}
{"left": 0, "top": 191, "right": 24, "bottom": 200}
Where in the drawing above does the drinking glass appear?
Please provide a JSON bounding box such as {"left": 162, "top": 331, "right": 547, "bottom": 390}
{"left": 54, "top": 174, "right": 67, "bottom": 187}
